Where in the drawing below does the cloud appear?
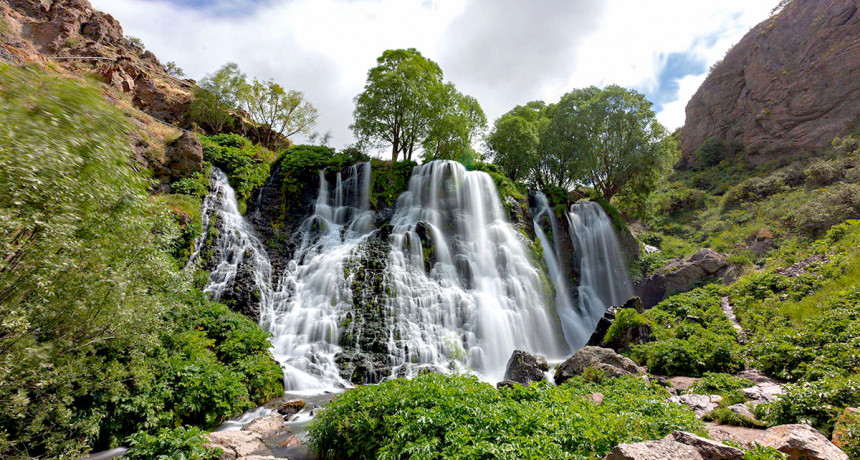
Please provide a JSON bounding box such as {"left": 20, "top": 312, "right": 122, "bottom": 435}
{"left": 90, "top": 0, "right": 774, "bottom": 148}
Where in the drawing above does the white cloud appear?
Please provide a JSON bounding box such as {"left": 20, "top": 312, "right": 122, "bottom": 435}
{"left": 91, "top": 0, "right": 775, "bottom": 147}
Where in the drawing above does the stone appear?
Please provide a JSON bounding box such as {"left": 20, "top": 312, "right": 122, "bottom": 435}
{"left": 277, "top": 399, "right": 306, "bottom": 419}
{"left": 756, "top": 424, "right": 849, "bottom": 460}
{"left": 705, "top": 422, "right": 766, "bottom": 450}
{"left": 587, "top": 306, "right": 618, "bottom": 346}
{"left": 635, "top": 249, "right": 728, "bottom": 307}
{"left": 604, "top": 438, "right": 704, "bottom": 460}
{"left": 503, "top": 350, "right": 549, "bottom": 385}
{"left": 775, "top": 254, "right": 828, "bottom": 278}
{"left": 163, "top": 131, "right": 204, "bottom": 182}
{"left": 668, "top": 394, "right": 723, "bottom": 418}
{"left": 740, "top": 382, "right": 784, "bottom": 404}
{"left": 833, "top": 407, "right": 859, "bottom": 452}
{"left": 668, "top": 376, "right": 701, "bottom": 392}
{"left": 206, "top": 431, "right": 268, "bottom": 460}
{"left": 242, "top": 414, "right": 287, "bottom": 438}
{"left": 728, "top": 403, "right": 757, "bottom": 422}
{"left": 587, "top": 392, "right": 604, "bottom": 405}
{"left": 554, "top": 346, "right": 645, "bottom": 385}
{"left": 669, "top": 431, "right": 744, "bottom": 460}
{"left": 681, "top": 0, "right": 860, "bottom": 163}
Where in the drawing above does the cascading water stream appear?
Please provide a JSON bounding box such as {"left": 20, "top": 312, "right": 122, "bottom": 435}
{"left": 530, "top": 192, "right": 586, "bottom": 350}
{"left": 191, "top": 168, "right": 273, "bottom": 305}
{"left": 567, "top": 201, "right": 633, "bottom": 332}
{"left": 261, "top": 162, "right": 374, "bottom": 391}
{"left": 385, "top": 161, "right": 567, "bottom": 382}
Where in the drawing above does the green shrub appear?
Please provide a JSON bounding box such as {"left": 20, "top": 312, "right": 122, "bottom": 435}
{"left": 125, "top": 426, "right": 221, "bottom": 460}
{"left": 838, "top": 410, "right": 860, "bottom": 460}
{"left": 724, "top": 173, "right": 788, "bottom": 206}
{"left": 804, "top": 158, "right": 846, "bottom": 186}
{"left": 603, "top": 308, "right": 649, "bottom": 349}
{"left": 742, "top": 445, "right": 788, "bottom": 460}
{"left": 689, "top": 373, "right": 753, "bottom": 395}
{"left": 755, "top": 375, "right": 860, "bottom": 436}
{"left": 791, "top": 183, "right": 860, "bottom": 237}
{"left": 704, "top": 406, "right": 766, "bottom": 429}
{"left": 694, "top": 137, "right": 743, "bottom": 170}
{"left": 651, "top": 184, "right": 709, "bottom": 215}
{"left": 172, "top": 171, "right": 210, "bottom": 197}
{"left": 200, "top": 134, "right": 275, "bottom": 206}
{"left": 308, "top": 373, "right": 703, "bottom": 460}
{"left": 370, "top": 159, "right": 417, "bottom": 209}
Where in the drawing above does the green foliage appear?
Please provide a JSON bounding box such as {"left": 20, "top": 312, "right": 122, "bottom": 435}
{"left": 468, "top": 161, "right": 526, "bottom": 203}
{"left": 172, "top": 170, "right": 210, "bottom": 198}
{"left": 540, "top": 85, "right": 672, "bottom": 199}
{"left": 308, "top": 373, "right": 703, "bottom": 460}
{"left": 603, "top": 308, "right": 649, "bottom": 348}
{"left": 484, "top": 101, "right": 549, "bottom": 183}
{"left": 0, "top": 65, "right": 282, "bottom": 458}
{"left": 244, "top": 78, "right": 318, "bottom": 150}
{"left": 704, "top": 406, "right": 766, "bottom": 429}
{"left": 126, "top": 35, "right": 145, "bottom": 50}
{"left": 693, "top": 137, "right": 743, "bottom": 170}
{"left": 200, "top": 133, "right": 275, "bottom": 205}
{"left": 125, "top": 426, "right": 221, "bottom": 460}
{"left": 742, "top": 445, "right": 788, "bottom": 460}
{"left": 791, "top": 183, "right": 860, "bottom": 237}
{"left": 189, "top": 63, "right": 246, "bottom": 134}
{"left": 631, "top": 287, "right": 744, "bottom": 376}
{"left": 164, "top": 61, "right": 186, "bottom": 78}
{"left": 724, "top": 173, "right": 789, "bottom": 206}
{"left": 279, "top": 144, "right": 365, "bottom": 200}
{"left": 421, "top": 84, "right": 486, "bottom": 163}
{"left": 689, "top": 373, "right": 753, "bottom": 395}
{"left": 839, "top": 410, "right": 860, "bottom": 460}
{"left": 370, "top": 159, "right": 417, "bottom": 209}
{"left": 650, "top": 182, "right": 710, "bottom": 216}
{"left": 755, "top": 375, "right": 860, "bottom": 436}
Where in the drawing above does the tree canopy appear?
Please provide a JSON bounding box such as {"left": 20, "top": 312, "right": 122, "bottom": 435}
{"left": 485, "top": 101, "right": 548, "bottom": 183}
{"left": 352, "top": 48, "right": 485, "bottom": 162}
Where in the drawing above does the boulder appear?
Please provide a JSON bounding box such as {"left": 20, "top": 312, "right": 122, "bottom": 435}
{"left": 503, "top": 350, "right": 549, "bottom": 385}
{"left": 756, "top": 424, "right": 849, "bottom": 460}
{"left": 705, "top": 423, "right": 766, "bottom": 450}
{"left": 740, "top": 382, "right": 784, "bottom": 405}
{"left": 669, "top": 431, "right": 744, "bottom": 460}
{"left": 681, "top": 0, "right": 860, "bottom": 162}
{"left": 635, "top": 249, "right": 727, "bottom": 307}
{"left": 832, "top": 407, "right": 859, "bottom": 453}
{"left": 728, "top": 403, "right": 757, "bottom": 422}
{"left": 554, "top": 346, "right": 644, "bottom": 385}
{"left": 163, "top": 131, "right": 204, "bottom": 182}
{"left": 604, "top": 438, "right": 704, "bottom": 460}
{"left": 206, "top": 431, "right": 268, "bottom": 460}
{"left": 668, "top": 376, "right": 701, "bottom": 392}
{"left": 587, "top": 306, "right": 618, "bottom": 346}
{"left": 668, "top": 394, "right": 723, "bottom": 418}
{"left": 242, "top": 414, "right": 287, "bottom": 438}
{"left": 277, "top": 399, "right": 306, "bottom": 419}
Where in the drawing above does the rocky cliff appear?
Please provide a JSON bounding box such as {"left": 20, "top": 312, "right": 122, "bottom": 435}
{"left": 681, "top": 0, "right": 860, "bottom": 162}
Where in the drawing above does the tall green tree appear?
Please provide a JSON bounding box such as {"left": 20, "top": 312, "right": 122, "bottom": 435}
{"left": 189, "top": 62, "right": 247, "bottom": 134}
{"left": 242, "top": 78, "right": 318, "bottom": 150}
{"left": 541, "top": 85, "right": 669, "bottom": 199}
{"left": 485, "top": 101, "right": 549, "bottom": 183}
{"left": 421, "top": 83, "right": 487, "bottom": 163}
{"left": 351, "top": 49, "right": 443, "bottom": 161}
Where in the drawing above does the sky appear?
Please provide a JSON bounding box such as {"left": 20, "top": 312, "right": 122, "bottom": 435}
{"left": 90, "top": 0, "right": 776, "bottom": 150}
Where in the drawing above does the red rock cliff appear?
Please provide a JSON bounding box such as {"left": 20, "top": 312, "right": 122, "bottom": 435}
{"left": 681, "top": 0, "right": 860, "bottom": 162}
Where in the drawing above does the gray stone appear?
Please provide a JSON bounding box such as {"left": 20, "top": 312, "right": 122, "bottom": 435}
{"left": 554, "top": 346, "right": 645, "bottom": 385}
{"left": 669, "top": 431, "right": 744, "bottom": 460}
{"left": 669, "top": 394, "right": 723, "bottom": 418}
{"left": 503, "top": 350, "right": 549, "bottom": 385}
{"left": 755, "top": 424, "right": 848, "bottom": 460}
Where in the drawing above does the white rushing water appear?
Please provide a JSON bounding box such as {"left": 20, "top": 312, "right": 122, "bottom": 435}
{"left": 385, "top": 161, "right": 567, "bottom": 382}
{"left": 261, "top": 162, "right": 375, "bottom": 391}
{"left": 193, "top": 168, "right": 273, "bottom": 305}
{"left": 567, "top": 201, "right": 633, "bottom": 332}
{"left": 531, "top": 192, "right": 586, "bottom": 350}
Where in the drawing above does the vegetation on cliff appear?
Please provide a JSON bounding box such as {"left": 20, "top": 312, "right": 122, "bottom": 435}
{"left": 0, "top": 64, "right": 282, "bottom": 459}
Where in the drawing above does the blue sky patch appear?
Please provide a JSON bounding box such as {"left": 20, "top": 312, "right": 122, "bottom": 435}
{"left": 641, "top": 50, "right": 707, "bottom": 113}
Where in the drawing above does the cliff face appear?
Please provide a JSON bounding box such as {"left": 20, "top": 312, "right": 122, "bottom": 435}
{"left": 1, "top": 0, "right": 195, "bottom": 124}
{"left": 681, "top": 0, "right": 860, "bottom": 162}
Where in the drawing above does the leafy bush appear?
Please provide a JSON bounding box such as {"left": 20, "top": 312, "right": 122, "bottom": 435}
{"left": 694, "top": 137, "right": 743, "bottom": 170}
{"left": 279, "top": 144, "right": 365, "bottom": 198}
{"left": 791, "top": 183, "right": 860, "bottom": 237}
{"left": 689, "top": 373, "right": 753, "bottom": 395}
{"left": 125, "top": 426, "right": 221, "bottom": 460}
{"left": 755, "top": 375, "right": 860, "bottom": 436}
{"left": 651, "top": 183, "right": 710, "bottom": 215}
{"left": 724, "top": 173, "right": 788, "bottom": 206}
{"left": 370, "top": 159, "right": 417, "bottom": 209}
{"left": 308, "top": 373, "right": 703, "bottom": 460}
{"left": 804, "top": 158, "right": 846, "bottom": 186}
{"left": 200, "top": 133, "right": 276, "bottom": 206}
{"left": 172, "top": 171, "right": 210, "bottom": 198}
{"left": 631, "top": 287, "right": 744, "bottom": 376}
{"left": 742, "top": 445, "right": 788, "bottom": 460}
{"left": 603, "top": 308, "right": 650, "bottom": 349}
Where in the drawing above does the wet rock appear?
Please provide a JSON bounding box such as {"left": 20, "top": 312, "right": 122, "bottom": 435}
{"left": 604, "top": 437, "right": 704, "bottom": 460}
{"left": 681, "top": 0, "right": 860, "bottom": 162}
{"left": 669, "top": 431, "right": 744, "bottom": 460}
{"left": 277, "top": 399, "right": 306, "bottom": 419}
{"left": 635, "top": 249, "right": 728, "bottom": 307}
{"left": 756, "top": 424, "right": 848, "bottom": 460}
{"left": 554, "top": 346, "right": 645, "bottom": 385}
{"left": 668, "top": 394, "right": 723, "bottom": 418}
{"left": 503, "top": 350, "right": 549, "bottom": 385}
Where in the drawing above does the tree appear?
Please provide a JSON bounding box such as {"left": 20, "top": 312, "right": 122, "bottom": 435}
{"left": 164, "top": 61, "right": 186, "bottom": 78}
{"left": 241, "top": 78, "right": 318, "bottom": 150}
{"left": 352, "top": 48, "right": 444, "bottom": 161}
{"left": 541, "top": 85, "right": 669, "bottom": 200}
{"left": 421, "top": 83, "right": 487, "bottom": 162}
{"left": 189, "top": 63, "right": 248, "bottom": 134}
{"left": 485, "top": 101, "right": 548, "bottom": 183}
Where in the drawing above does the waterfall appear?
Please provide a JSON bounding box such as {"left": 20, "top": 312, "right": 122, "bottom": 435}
{"left": 385, "top": 161, "right": 566, "bottom": 382}
{"left": 261, "top": 162, "right": 374, "bottom": 391}
{"left": 567, "top": 201, "right": 633, "bottom": 333}
{"left": 191, "top": 168, "right": 273, "bottom": 306}
{"left": 531, "top": 192, "right": 586, "bottom": 350}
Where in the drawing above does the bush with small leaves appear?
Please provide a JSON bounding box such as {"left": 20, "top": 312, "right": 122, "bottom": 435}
{"left": 125, "top": 426, "right": 221, "bottom": 460}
